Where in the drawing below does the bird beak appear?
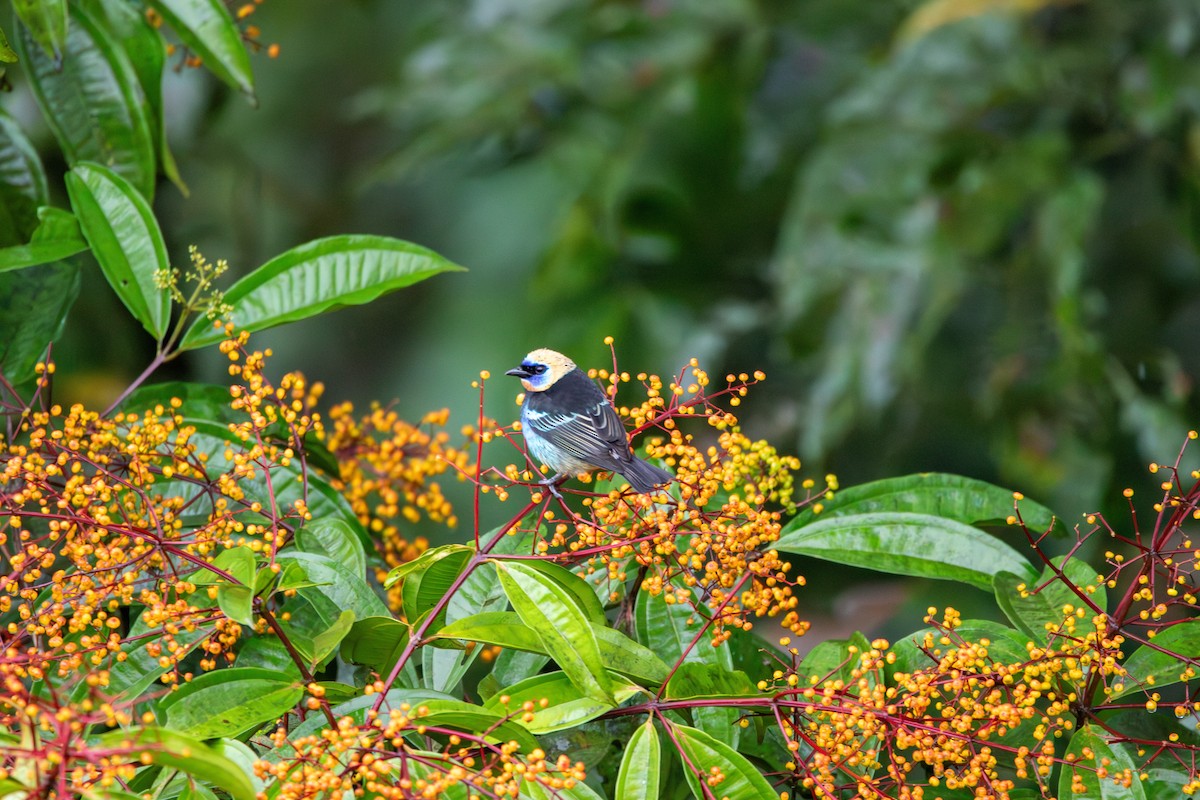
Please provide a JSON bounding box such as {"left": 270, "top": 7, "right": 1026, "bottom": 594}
{"left": 506, "top": 366, "right": 532, "bottom": 379}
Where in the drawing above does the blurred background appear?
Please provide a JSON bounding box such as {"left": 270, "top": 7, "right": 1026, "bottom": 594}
{"left": 7, "top": 0, "right": 1200, "bottom": 636}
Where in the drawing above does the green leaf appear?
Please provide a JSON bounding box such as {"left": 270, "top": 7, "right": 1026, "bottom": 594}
{"left": 1115, "top": 618, "right": 1200, "bottom": 700}
{"left": 785, "top": 473, "right": 1058, "bottom": 533}
{"left": 217, "top": 585, "right": 253, "bottom": 626}
{"left": 664, "top": 662, "right": 758, "bottom": 700}
{"left": 90, "top": 617, "right": 211, "bottom": 703}
{"left": 425, "top": 545, "right": 512, "bottom": 693}
{"left": 888, "top": 620, "right": 1030, "bottom": 678}
{"left": 484, "top": 670, "right": 639, "bottom": 734}
{"left": 1058, "top": 723, "right": 1146, "bottom": 800}
{"left": 94, "top": 726, "right": 256, "bottom": 800}
{"left": 674, "top": 723, "right": 777, "bottom": 800}
{"left": 146, "top": 0, "right": 255, "bottom": 100}
{"left": 616, "top": 719, "right": 661, "bottom": 800}
{"left": 12, "top": 0, "right": 67, "bottom": 61}
{"left": 119, "top": 381, "right": 232, "bottom": 420}
{"left": 497, "top": 560, "right": 614, "bottom": 704}
{"left": 994, "top": 555, "right": 1106, "bottom": 645}
{"left": 401, "top": 546, "right": 474, "bottom": 627}
{"left": 0, "top": 26, "right": 17, "bottom": 63}
{"left": 193, "top": 545, "right": 256, "bottom": 587}
{"left": 776, "top": 511, "right": 1036, "bottom": 590}
{"left": 0, "top": 206, "right": 88, "bottom": 272}
{"left": 259, "top": 689, "right": 454, "bottom": 765}
{"left": 235, "top": 634, "right": 299, "bottom": 677}
{"left": 211, "top": 739, "right": 266, "bottom": 795}
{"left": 412, "top": 697, "right": 540, "bottom": 752}
{"left": 180, "top": 235, "right": 465, "bottom": 350}
{"left": 81, "top": 0, "right": 186, "bottom": 195}
{"left": 276, "top": 551, "right": 390, "bottom": 620}
{"left": 521, "top": 780, "right": 605, "bottom": 800}
{"left": 65, "top": 161, "right": 170, "bottom": 339}
{"left": 435, "top": 611, "right": 669, "bottom": 685}
{"left": 800, "top": 631, "right": 878, "bottom": 689}
{"left": 309, "top": 609, "right": 355, "bottom": 668}
{"left": 159, "top": 667, "right": 303, "bottom": 740}
{"left": 384, "top": 542, "right": 474, "bottom": 588}
{"left": 339, "top": 615, "right": 409, "bottom": 673}
{"left": 513, "top": 559, "right": 608, "bottom": 625}
{"left": 150, "top": 418, "right": 370, "bottom": 549}
{"left": 0, "top": 260, "right": 80, "bottom": 385}
{"left": 0, "top": 109, "right": 49, "bottom": 246}
{"left": 296, "top": 518, "right": 367, "bottom": 580}
{"left": 16, "top": 4, "right": 156, "bottom": 200}
{"left": 635, "top": 579, "right": 732, "bottom": 670}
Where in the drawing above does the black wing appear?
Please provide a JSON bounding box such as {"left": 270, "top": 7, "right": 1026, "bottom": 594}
{"left": 524, "top": 380, "right": 631, "bottom": 469}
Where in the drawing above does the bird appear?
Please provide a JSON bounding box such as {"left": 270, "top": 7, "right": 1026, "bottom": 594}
{"left": 506, "top": 348, "right": 673, "bottom": 495}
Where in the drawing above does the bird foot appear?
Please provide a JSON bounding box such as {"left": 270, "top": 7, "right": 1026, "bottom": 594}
{"left": 538, "top": 474, "right": 567, "bottom": 500}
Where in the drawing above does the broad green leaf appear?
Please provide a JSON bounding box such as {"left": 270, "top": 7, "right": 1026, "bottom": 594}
{"left": 142, "top": 417, "right": 370, "bottom": 550}
{"left": 340, "top": 615, "right": 409, "bottom": 673}
{"left": 994, "top": 555, "right": 1106, "bottom": 645}
{"left": 0, "top": 207, "right": 88, "bottom": 272}
{"left": 212, "top": 739, "right": 266, "bottom": 794}
{"left": 147, "top": 0, "right": 255, "bottom": 99}
{"left": 309, "top": 609, "right": 355, "bottom": 667}
{"left": 483, "top": 649, "right": 551, "bottom": 700}
{"left": 0, "top": 26, "right": 16, "bottom": 63}
{"left": 16, "top": 4, "right": 156, "bottom": 199}
{"left": 664, "top": 662, "right": 758, "bottom": 700}
{"left": 119, "top": 381, "right": 233, "bottom": 421}
{"left": 412, "top": 697, "right": 540, "bottom": 752}
{"left": 180, "top": 235, "right": 465, "bottom": 350}
{"left": 159, "top": 667, "right": 303, "bottom": 740}
{"left": 83, "top": 0, "right": 187, "bottom": 194}
{"left": 616, "top": 719, "right": 661, "bottom": 800}
{"left": 0, "top": 260, "right": 80, "bottom": 385}
{"left": 1115, "top": 618, "right": 1200, "bottom": 700}
{"left": 1058, "top": 723, "right": 1146, "bottom": 800}
{"left": 635, "top": 579, "right": 732, "bottom": 669}
{"left": 384, "top": 542, "right": 474, "bottom": 588}
{"left": 296, "top": 518, "right": 367, "bottom": 580}
{"left": 259, "top": 688, "right": 454, "bottom": 764}
{"left": 65, "top": 161, "right": 170, "bottom": 339}
{"left": 427, "top": 543, "right": 512, "bottom": 693}
{"left": 513, "top": 559, "right": 607, "bottom": 625}
{"left": 521, "top": 780, "right": 605, "bottom": 800}
{"left": 401, "top": 546, "right": 474, "bottom": 627}
{"left": 888, "top": 620, "right": 1030, "bottom": 678}
{"left": 235, "top": 634, "right": 299, "bottom": 677}
{"left": 798, "top": 631, "right": 874, "bottom": 686}
{"left": 1144, "top": 768, "right": 1188, "bottom": 800}
{"left": 784, "top": 472, "right": 1057, "bottom": 533}
{"left": 0, "top": 110, "right": 49, "bottom": 246}
{"left": 276, "top": 551, "right": 390, "bottom": 620}
{"left": 94, "top": 726, "right": 255, "bottom": 800}
{"left": 12, "top": 0, "right": 67, "bottom": 61}
{"left": 315, "top": 682, "right": 358, "bottom": 705}
{"left": 192, "top": 545, "right": 256, "bottom": 587}
{"left": 484, "top": 670, "right": 638, "bottom": 734}
{"left": 776, "top": 511, "right": 1036, "bottom": 590}
{"left": 633, "top": 577, "right": 743, "bottom": 745}
{"left": 674, "top": 723, "right": 777, "bottom": 800}
{"left": 497, "top": 560, "right": 613, "bottom": 704}
{"left": 91, "top": 618, "right": 211, "bottom": 703}
{"left": 217, "top": 585, "right": 253, "bottom": 626}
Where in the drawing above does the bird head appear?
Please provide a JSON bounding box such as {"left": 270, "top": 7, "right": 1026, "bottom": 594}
{"left": 506, "top": 348, "right": 576, "bottom": 392}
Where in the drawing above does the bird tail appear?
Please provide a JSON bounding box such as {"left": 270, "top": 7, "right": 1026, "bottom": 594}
{"left": 620, "top": 456, "right": 674, "bottom": 494}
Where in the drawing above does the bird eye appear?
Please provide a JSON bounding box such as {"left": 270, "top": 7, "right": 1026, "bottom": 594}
{"left": 525, "top": 363, "right": 548, "bottom": 375}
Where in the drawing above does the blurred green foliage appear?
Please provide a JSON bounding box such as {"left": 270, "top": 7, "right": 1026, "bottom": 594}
{"left": 9, "top": 0, "right": 1200, "bottom": 523}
